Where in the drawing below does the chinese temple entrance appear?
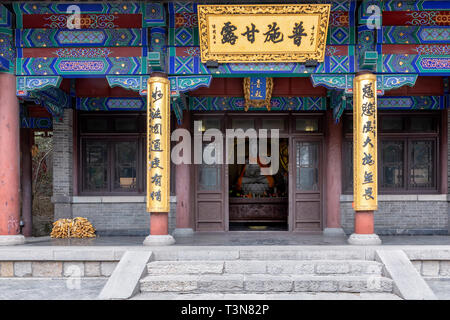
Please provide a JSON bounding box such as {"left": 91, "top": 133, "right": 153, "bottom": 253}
{"left": 193, "top": 113, "right": 324, "bottom": 233}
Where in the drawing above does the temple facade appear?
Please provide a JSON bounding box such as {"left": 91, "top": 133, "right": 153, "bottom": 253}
{"left": 0, "top": 0, "right": 449, "bottom": 244}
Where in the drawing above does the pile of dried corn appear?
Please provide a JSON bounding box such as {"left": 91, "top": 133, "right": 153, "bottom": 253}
{"left": 50, "top": 217, "right": 96, "bottom": 238}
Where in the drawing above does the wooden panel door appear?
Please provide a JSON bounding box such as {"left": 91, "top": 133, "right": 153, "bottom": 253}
{"left": 291, "top": 139, "right": 323, "bottom": 232}
{"left": 194, "top": 143, "right": 226, "bottom": 231}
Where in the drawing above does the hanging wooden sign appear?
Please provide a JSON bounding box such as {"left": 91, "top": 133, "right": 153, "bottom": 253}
{"left": 147, "top": 76, "right": 170, "bottom": 213}
{"left": 198, "top": 4, "right": 331, "bottom": 63}
{"left": 243, "top": 77, "right": 273, "bottom": 111}
{"left": 353, "top": 73, "right": 378, "bottom": 211}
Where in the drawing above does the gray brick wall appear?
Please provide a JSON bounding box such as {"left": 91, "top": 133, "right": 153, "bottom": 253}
{"left": 53, "top": 109, "right": 73, "bottom": 196}
{"left": 341, "top": 199, "right": 448, "bottom": 235}
{"left": 72, "top": 203, "right": 149, "bottom": 236}
{"left": 52, "top": 109, "right": 74, "bottom": 220}
{"left": 71, "top": 199, "right": 176, "bottom": 236}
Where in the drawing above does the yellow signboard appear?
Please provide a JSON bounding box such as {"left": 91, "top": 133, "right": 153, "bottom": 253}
{"left": 353, "top": 73, "right": 378, "bottom": 211}
{"left": 147, "top": 76, "right": 170, "bottom": 213}
{"left": 198, "top": 4, "right": 331, "bottom": 63}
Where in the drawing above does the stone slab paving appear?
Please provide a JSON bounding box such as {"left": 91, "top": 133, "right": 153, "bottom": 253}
{"left": 0, "top": 278, "right": 107, "bottom": 300}
{"left": 20, "top": 234, "right": 450, "bottom": 247}
{"left": 3, "top": 245, "right": 450, "bottom": 263}
{"left": 426, "top": 279, "right": 450, "bottom": 300}
{"left": 132, "top": 292, "right": 402, "bottom": 300}
{"left": 381, "top": 236, "right": 450, "bottom": 246}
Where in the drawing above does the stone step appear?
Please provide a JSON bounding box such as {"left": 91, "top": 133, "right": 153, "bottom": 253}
{"left": 148, "top": 261, "right": 224, "bottom": 275}
{"left": 238, "top": 249, "right": 368, "bottom": 261}
{"left": 140, "top": 274, "right": 393, "bottom": 293}
{"left": 147, "top": 260, "right": 383, "bottom": 276}
{"left": 227, "top": 260, "right": 383, "bottom": 275}
{"left": 152, "top": 248, "right": 369, "bottom": 261}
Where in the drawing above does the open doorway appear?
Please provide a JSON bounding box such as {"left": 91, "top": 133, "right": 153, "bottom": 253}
{"left": 228, "top": 138, "right": 289, "bottom": 231}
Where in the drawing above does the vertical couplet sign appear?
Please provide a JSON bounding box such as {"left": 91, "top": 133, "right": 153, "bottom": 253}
{"left": 147, "top": 76, "right": 170, "bottom": 213}
{"left": 353, "top": 73, "right": 378, "bottom": 211}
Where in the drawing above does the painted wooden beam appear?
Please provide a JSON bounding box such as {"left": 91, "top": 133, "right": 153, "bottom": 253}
{"left": 0, "top": 4, "right": 13, "bottom": 73}
{"left": 311, "top": 73, "right": 418, "bottom": 94}
{"left": 344, "top": 95, "right": 446, "bottom": 110}
{"left": 106, "top": 75, "right": 212, "bottom": 97}
{"left": 189, "top": 96, "right": 327, "bottom": 111}
{"left": 20, "top": 87, "right": 71, "bottom": 122}
{"left": 16, "top": 76, "right": 62, "bottom": 96}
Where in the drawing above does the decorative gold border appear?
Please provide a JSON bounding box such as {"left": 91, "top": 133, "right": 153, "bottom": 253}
{"left": 198, "top": 4, "right": 331, "bottom": 63}
{"left": 243, "top": 77, "right": 273, "bottom": 111}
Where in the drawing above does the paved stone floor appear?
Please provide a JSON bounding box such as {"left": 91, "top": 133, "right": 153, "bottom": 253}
{"left": 426, "top": 279, "right": 450, "bottom": 300}
{"left": 0, "top": 278, "right": 107, "bottom": 300}
{"left": 23, "top": 234, "right": 450, "bottom": 246}
{"left": 132, "top": 292, "right": 402, "bottom": 300}
{"left": 1, "top": 279, "right": 447, "bottom": 300}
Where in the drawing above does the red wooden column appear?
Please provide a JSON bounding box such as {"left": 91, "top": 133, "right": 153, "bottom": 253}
{"left": 0, "top": 73, "right": 25, "bottom": 245}
{"left": 354, "top": 211, "right": 375, "bottom": 234}
{"left": 20, "top": 128, "right": 33, "bottom": 237}
{"left": 324, "top": 109, "right": 345, "bottom": 236}
{"left": 150, "top": 213, "right": 169, "bottom": 235}
{"left": 173, "top": 110, "right": 194, "bottom": 237}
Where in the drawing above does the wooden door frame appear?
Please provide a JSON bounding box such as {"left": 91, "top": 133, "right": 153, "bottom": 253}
{"left": 193, "top": 155, "right": 227, "bottom": 231}
{"left": 224, "top": 158, "right": 229, "bottom": 231}
{"left": 289, "top": 135, "right": 325, "bottom": 233}
{"left": 193, "top": 113, "right": 227, "bottom": 231}
{"left": 192, "top": 112, "right": 326, "bottom": 232}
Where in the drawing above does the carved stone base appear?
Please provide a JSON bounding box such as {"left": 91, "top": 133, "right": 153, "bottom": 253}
{"left": 348, "top": 233, "right": 382, "bottom": 245}
{"left": 143, "top": 235, "right": 176, "bottom": 246}
{"left": 0, "top": 235, "right": 25, "bottom": 246}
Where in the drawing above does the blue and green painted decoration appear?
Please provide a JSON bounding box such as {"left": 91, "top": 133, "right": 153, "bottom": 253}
{"left": 0, "top": 1, "right": 448, "bottom": 125}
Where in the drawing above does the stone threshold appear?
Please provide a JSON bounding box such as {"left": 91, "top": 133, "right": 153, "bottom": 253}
{"left": 340, "top": 194, "right": 449, "bottom": 202}
{"left": 1, "top": 245, "right": 450, "bottom": 260}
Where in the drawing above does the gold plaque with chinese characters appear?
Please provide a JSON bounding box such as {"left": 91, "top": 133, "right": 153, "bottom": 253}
{"left": 197, "top": 4, "right": 331, "bottom": 63}
{"left": 147, "top": 77, "right": 170, "bottom": 213}
{"left": 353, "top": 73, "right": 378, "bottom": 211}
